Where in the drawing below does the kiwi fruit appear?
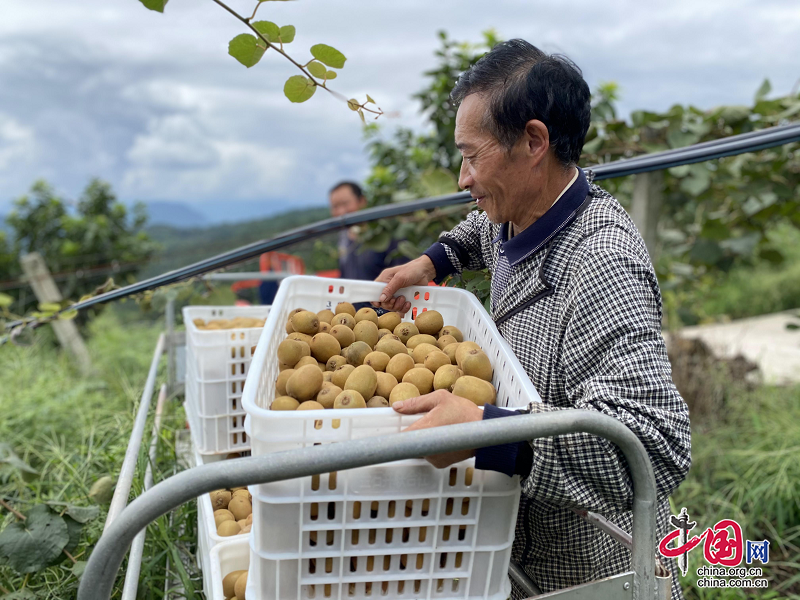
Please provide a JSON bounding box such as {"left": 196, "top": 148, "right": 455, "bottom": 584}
{"left": 434, "top": 365, "right": 462, "bottom": 391}
{"left": 353, "top": 320, "right": 379, "bottom": 347}
{"left": 377, "top": 328, "right": 393, "bottom": 340}
{"left": 275, "top": 369, "right": 294, "bottom": 396}
{"left": 331, "top": 313, "right": 356, "bottom": 329}
{"left": 310, "top": 332, "right": 341, "bottom": 363}
{"left": 232, "top": 489, "right": 251, "bottom": 501}
{"left": 375, "top": 371, "right": 398, "bottom": 398}
{"left": 322, "top": 371, "right": 333, "bottom": 383}
{"left": 319, "top": 322, "right": 332, "bottom": 333}
{"left": 452, "top": 375, "right": 497, "bottom": 406}
{"left": 218, "top": 520, "right": 241, "bottom": 537}
{"left": 355, "top": 307, "right": 379, "bottom": 324}
{"left": 317, "top": 309, "right": 335, "bottom": 324}
{"left": 414, "top": 310, "right": 444, "bottom": 336}
{"left": 442, "top": 343, "right": 460, "bottom": 365}
{"left": 326, "top": 355, "right": 347, "bottom": 371}
{"left": 439, "top": 325, "right": 464, "bottom": 342}
{"left": 344, "top": 341, "right": 372, "bottom": 366}
{"left": 214, "top": 510, "right": 235, "bottom": 527}
{"left": 367, "top": 396, "right": 390, "bottom": 408}
{"left": 437, "top": 334, "right": 458, "bottom": 350}
{"left": 210, "top": 490, "right": 232, "bottom": 510}
{"left": 240, "top": 523, "right": 252, "bottom": 534}
{"left": 389, "top": 382, "right": 420, "bottom": 406}
{"left": 285, "top": 319, "right": 294, "bottom": 334}
{"left": 393, "top": 322, "right": 419, "bottom": 344}
{"left": 331, "top": 364, "right": 356, "bottom": 388}
{"left": 228, "top": 495, "right": 252, "bottom": 520}
{"left": 277, "top": 338, "right": 310, "bottom": 367}
{"left": 286, "top": 332, "right": 314, "bottom": 346}
{"left": 317, "top": 384, "right": 342, "bottom": 409}
{"left": 377, "top": 311, "right": 402, "bottom": 332}
{"left": 424, "top": 350, "right": 451, "bottom": 373}
{"left": 234, "top": 571, "right": 248, "bottom": 600}
{"left": 286, "top": 364, "right": 323, "bottom": 401}
{"left": 455, "top": 341, "right": 482, "bottom": 367}
{"left": 334, "top": 390, "right": 366, "bottom": 409}
{"left": 386, "top": 353, "right": 415, "bottom": 381}
{"left": 364, "top": 351, "right": 390, "bottom": 372}
{"left": 406, "top": 334, "right": 438, "bottom": 350}
{"left": 411, "top": 342, "right": 440, "bottom": 365}
{"left": 298, "top": 400, "right": 325, "bottom": 411}
{"left": 460, "top": 349, "right": 494, "bottom": 381}
{"left": 375, "top": 335, "right": 407, "bottom": 358}
{"left": 193, "top": 318, "right": 205, "bottom": 328}
{"left": 329, "top": 324, "right": 356, "bottom": 348}
{"left": 223, "top": 569, "right": 247, "bottom": 599}
{"left": 402, "top": 367, "right": 434, "bottom": 394}
{"left": 271, "top": 396, "right": 300, "bottom": 411}
{"left": 344, "top": 365, "right": 378, "bottom": 399}
{"left": 335, "top": 302, "right": 356, "bottom": 316}
{"left": 294, "top": 356, "right": 319, "bottom": 370}
{"left": 290, "top": 310, "right": 320, "bottom": 335}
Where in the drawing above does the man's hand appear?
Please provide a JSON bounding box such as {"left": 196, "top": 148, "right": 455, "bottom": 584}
{"left": 374, "top": 255, "right": 437, "bottom": 314}
{"left": 393, "top": 390, "right": 483, "bottom": 468}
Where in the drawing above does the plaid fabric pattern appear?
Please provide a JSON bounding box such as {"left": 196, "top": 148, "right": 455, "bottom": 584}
{"left": 439, "top": 172, "right": 691, "bottom": 599}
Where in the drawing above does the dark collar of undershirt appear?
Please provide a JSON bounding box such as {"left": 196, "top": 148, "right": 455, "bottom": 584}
{"left": 491, "top": 168, "right": 589, "bottom": 266}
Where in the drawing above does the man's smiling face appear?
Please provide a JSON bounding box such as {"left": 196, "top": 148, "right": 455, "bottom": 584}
{"left": 454, "top": 93, "right": 534, "bottom": 225}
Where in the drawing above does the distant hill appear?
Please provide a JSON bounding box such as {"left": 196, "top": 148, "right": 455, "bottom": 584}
{"left": 144, "top": 201, "right": 207, "bottom": 228}
{"left": 143, "top": 206, "right": 338, "bottom": 279}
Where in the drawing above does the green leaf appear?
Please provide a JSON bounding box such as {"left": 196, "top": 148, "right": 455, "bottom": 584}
{"left": 325, "top": 70, "right": 337, "bottom": 80}
{"left": 138, "top": 0, "right": 168, "bottom": 12}
{"left": 38, "top": 302, "right": 61, "bottom": 313}
{"left": 358, "top": 109, "right": 366, "bottom": 124}
{"left": 89, "top": 476, "right": 115, "bottom": 504}
{"left": 47, "top": 516, "right": 82, "bottom": 566}
{"left": 279, "top": 25, "right": 296, "bottom": 43}
{"left": 228, "top": 34, "right": 266, "bottom": 68}
{"left": 59, "top": 309, "right": 78, "bottom": 320}
{"left": 689, "top": 239, "right": 723, "bottom": 265}
{"left": 785, "top": 322, "right": 800, "bottom": 331}
{"left": 307, "top": 61, "right": 327, "bottom": 79}
{"left": 0, "top": 293, "right": 13, "bottom": 308}
{"left": 754, "top": 78, "right": 772, "bottom": 102}
{"left": 366, "top": 94, "right": 376, "bottom": 104}
{"left": 347, "top": 98, "right": 360, "bottom": 111}
{"left": 419, "top": 168, "right": 459, "bottom": 197}
{"left": 758, "top": 248, "right": 784, "bottom": 264}
{"left": 252, "top": 21, "right": 280, "bottom": 43}
{"left": 0, "top": 443, "right": 38, "bottom": 476}
{"left": 63, "top": 505, "right": 100, "bottom": 524}
{"left": 0, "top": 505, "right": 69, "bottom": 573}
{"left": 283, "top": 76, "right": 316, "bottom": 103}
{"left": 667, "top": 165, "right": 690, "bottom": 178}
{"left": 581, "top": 136, "right": 604, "bottom": 154}
{"left": 71, "top": 560, "right": 87, "bottom": 580}
{"left": 679, "top": 166, "right": 711, "bottom": 196}
{"left": 310, "top": 44, "right": 347, "bottom": 68}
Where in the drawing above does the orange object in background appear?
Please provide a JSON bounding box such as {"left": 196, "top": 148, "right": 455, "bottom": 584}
{"left": 230, "top": 252, "right": 306, "bottom": 296}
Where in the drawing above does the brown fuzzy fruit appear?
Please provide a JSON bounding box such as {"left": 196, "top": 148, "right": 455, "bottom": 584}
{"left": 460, "top": 349, "right": 494, "bottom": 381}
{"left": 452, "top": 375, "right": 497, "bottom": 406}
{"left": 389, "top": 382, "right": 420, "bottom": 406}
{"left": 322, "top": 371, "right": 333, "bottom": 383}
{"left": 331, "top": 313, "right": 356, "bottom": 329}
{"left": 353, "top": 320, "right": 379, "bottom": 348}
{"left": 411, "top": 342, "right": 439, "bottom": 365}
{"left": 329, "top": 324, "right": 356, "bottom": 348}
{"left": 354, "top": 307, "right": 379, "bottom": 325}
{"left": 209, "top": 490, "right": 232, "bottom": 510}
{"left": 286, "top": 332, "right": 314, "bottom": 346}
{"left": 439, "top": 325, "right": 464, "bottom": 342}
{"left": 437, "top": 335, "right": 458, "bottom": 350}
{"left": 317, "top": 384, "right": 342, "bottom": 409}
{"left": 234, "top": 571, "right": 249, "bottom": 600}
{"left": 386, "top": 353, "right": 415, "bottom": 382}
{"left": 214, "top": 510, "right": 235, "bottom": 528}
{"left": 393, "top": 322, "right": 419, "bottom": 345}
{"left": 364, "top": 351, "right": 390, "bottom": 372}
{"left": 366, "top": 396, "right": 390, "bottom": 408}
{"left": 375, "top": 335, "right": 407, "bottom": 358}
{"left": 276, "top": 338, "right": 310, "bottom": 368}
{"left": 223, "top": 570, "right": 248, "bottom": 599}
{"left": 331, "top": 364, "right": 356, "bottom": 389}
{"left": 344, "top": 341, "right": 372, "bottom": 366}
{"left": 333, "top": 390, "right": 366, "bottom": 409}
{"left": 335, "top": 302, "right": 356, "bottom": 316}
{"left": 402, "top": 367, "right": 435, "bottom": 395}
{"left": 290, "top": 310, "right": 320, "bottom": 335}
{"left": 228, "top": 495, "right": 252, "bottom": 520}
{"left": 326, "top": 355, "right": 347, "bottom": 371}
{"left": 443, "top": 343, "right": 460, "bottom": 365}
{"left": 317, "top": 309, "right": 335, "bottom": 324}
{"left": 424, "top": 350, "right": 451, "bottom": 373}
{"left": 406, "top": 334, "right": 438, "bottom": 350}
{"left": 319, "top": 322, "right": 331, "bottom": 333}
{"left": 377, "top": 311, "right": 402, "bottom": 332}
{"left": 375, "top": 371, "right": 398, "bottom": 398}
{"left": 455, "top": 341, "right": 482, "bottom": 367}
{"left": 434, "top": 365, "right": 462, "bottom": 391}
{"left": 310, "top": 332, "right": 341, "bottom": 363}
{"left": 414, "top": 310, "right": 444, "bottom": 336}
{"left": 286, "top": 364, "right": 324, "bottom": 401}
{"left": 344, "top": 365, "right": 378, "bottom": 400}
{"left": 217, "top": 520, "right": 241, "bottom": 537}
{"left": 275, "top": 369, "right": 294, "bottom": 396}
{"left": 271, "top": 396, "right": 300, "bottom": 411}
{"left": 298, "top": 400, "right": 325, "bottom": 411}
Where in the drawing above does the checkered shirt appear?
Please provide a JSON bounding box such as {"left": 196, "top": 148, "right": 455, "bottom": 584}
{"left": 436, "top": 172, "right": 691, "bottom": 599}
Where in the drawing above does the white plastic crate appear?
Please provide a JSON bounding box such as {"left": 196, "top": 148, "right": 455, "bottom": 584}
{"left": 208, "top": 536, "right": 250, "bottom": 600}
{"left": 185, "top": 396, "right": 251, "bottom": 455}
{"left": 240, "top": 276, "right": 541, "bottom": 600}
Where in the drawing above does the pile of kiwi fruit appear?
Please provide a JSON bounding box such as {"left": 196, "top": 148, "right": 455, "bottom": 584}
{"left": 210, "top": 486, "right": 252, "bottom": 537}
{"left": 270, "top": 303, "right": 497, "bottom": 410}
{"left": 193, "top": 317, "right": 266, "bottom": 330}
{"left": 222, "top": 568, "right": 249, "bottom": 600}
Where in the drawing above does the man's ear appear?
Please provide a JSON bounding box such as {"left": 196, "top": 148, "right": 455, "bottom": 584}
{"left": 358, "top": 196, "right": 368, "bottom": 208}
{"left": 523, "top": 119, "right": 550, "bottom": 167}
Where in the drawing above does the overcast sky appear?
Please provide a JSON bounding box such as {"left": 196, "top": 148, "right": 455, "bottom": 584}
{"left": 1, "top": 0, "right": 798, "bottom": 222}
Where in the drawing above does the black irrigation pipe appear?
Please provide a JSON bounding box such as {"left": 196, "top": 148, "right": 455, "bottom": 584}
{"left": 5, "top": 122, "right": 800, "bottom": 330}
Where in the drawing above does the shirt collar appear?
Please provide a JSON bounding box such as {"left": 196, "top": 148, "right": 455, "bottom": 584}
{"left": 492, "top": 167, "right": 589, "bottom": 266}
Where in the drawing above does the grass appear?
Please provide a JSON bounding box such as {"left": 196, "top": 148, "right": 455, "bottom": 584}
{"left": 0, "top": 311, "right": 200, "bottom": 599}
{"left": 673, "top": 383, "right": 800, "bottom": 599}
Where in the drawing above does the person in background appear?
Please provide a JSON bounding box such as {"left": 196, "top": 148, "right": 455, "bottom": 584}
{"left": 329, "top": 181, "right": 408, "bottom": 280}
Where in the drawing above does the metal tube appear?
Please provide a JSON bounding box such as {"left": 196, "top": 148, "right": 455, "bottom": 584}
{"left": 120, "top": 384, "right": 168, "bottom": 600}
{"left": 509, "top": 561, "right": 542, "bottom": 597}
{"left": 573, "top": 508, "right": 633, "bottom": 550}
{"left": 104, "top": 333, "right": 165, "bottom": 530}
{"left": 78, "top": 410, "right": 658, "bottom": 600}
{"left": 203, "top": 271, "right": 293, "bottom": 281}
{"left": 166, "top": 298, "right": 176, "bottom": 395}
{"left": 8, "top": 122, "right": 796, "bottom": 327}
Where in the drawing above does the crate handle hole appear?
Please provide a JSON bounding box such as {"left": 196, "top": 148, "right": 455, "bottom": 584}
{"left": 327, "top": 502, "right": 336, "bottom": 520}
{"left": 458, "top": 525, "right": 467, "bottom": 541}
{"left": 418, "top": 527, "right": 427, "bottom": 543}
{"left": 465, "top": 467, "right": 474, "bottom": 486}
{"left": 328, "top": 471, "right": 337, "bottom": 490}
{"left": 413, "top": 292, "right": 420, "bottom": 300}
{"left": 310, "top": 502, "right": 319, "bottom": 521}
{"left": 385, "top": 529, "right": 393, "bottom": 544}
{"left": 370, "top": 501, "right": 379, "bottom": 518}
{"left": 448, "top": 467, "right": 457, "bottom": 487}
{"left": 461, "top": 498, "right": 470, "bottom": 515}
{"left": 327, "top": 530, "right": 334, "bottom": 546}
{"left": 442, "top": 525, "right": 450, "bottom": 541}
{"left": 367, "top": 556, "right": 375, "bottom": 572}
{"left": 439, "top": 553, "right": 447, "bottom": 569}
{"left": 445, "top": 498, "right": 454, "bottom": 516}
{"left": 405, "top": 500, "right": 413, "bottom": 518}
{"left": 383, "top": 555, "right": 391, "bottom": 571}
{"left": 353, "top": 501, "right": 361, "bottom": 519}
{"left": 325, "top": 557, "right": 333, "bottom": 573}
{"left": 309, "top": 558, "right": 316, "bottom": 574}
{"left": 387, "top": 500, "right": 395, "bottom": 518}
{"left": 416, "top": 554, "right": 424, "bottom": 570}
{"left": 311, "top": 474, "right": 320, "bottom": 491}
{"left": 455, "top": 552, "right": 463, "bottom": 568}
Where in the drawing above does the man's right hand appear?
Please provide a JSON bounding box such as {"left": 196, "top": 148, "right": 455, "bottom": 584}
{"left": 374, "top": 255, "right": 437, "bottom": 314}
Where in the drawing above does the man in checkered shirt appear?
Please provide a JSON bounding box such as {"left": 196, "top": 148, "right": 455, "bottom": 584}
{"left": 376, "top": 39, "right": 691, "bottom": 599}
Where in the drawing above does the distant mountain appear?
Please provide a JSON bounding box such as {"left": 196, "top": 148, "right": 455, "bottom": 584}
{"left": 144, "top": 201, "right": 207, "bottom": 228}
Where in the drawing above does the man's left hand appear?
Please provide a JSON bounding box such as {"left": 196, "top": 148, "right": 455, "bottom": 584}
{"left": 392, "top": 390, "right": 483, "bottom": 468}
